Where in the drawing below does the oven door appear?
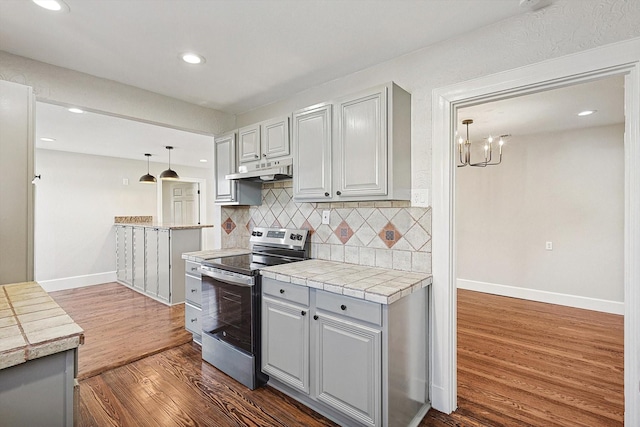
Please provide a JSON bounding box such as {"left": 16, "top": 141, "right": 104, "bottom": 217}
{"left": 199, "top": 267, "right": 255, "bottom": 354}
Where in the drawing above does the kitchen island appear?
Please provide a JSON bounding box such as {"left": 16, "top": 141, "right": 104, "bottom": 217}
{"left": 259, "top": 259, "right": 432, "bottom": 427}
{"left": 0, "top": 281, "right": 84, "bottom": 427}
{"left": 114, "top": 216, "right": 213, "bottom": 305}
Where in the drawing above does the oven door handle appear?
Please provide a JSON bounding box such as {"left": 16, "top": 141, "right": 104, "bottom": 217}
{"left": 198, "top": 267, "right": 255, "bottom": 287}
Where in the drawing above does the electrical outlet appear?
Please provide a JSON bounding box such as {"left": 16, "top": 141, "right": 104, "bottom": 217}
{"left": 411, "top": 189, "right": 429, "bottom": 207}
{"left": 322, "top": 210, "right": 330, "bottom": 225}
{"left": 545, "top": 241, "right": 553, "bottom": 250}
{"left": 122, "top": 178, "right": 129, "bottom": 185}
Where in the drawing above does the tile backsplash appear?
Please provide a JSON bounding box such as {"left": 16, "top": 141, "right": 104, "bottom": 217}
{"left": 221, "top": 180, "right": 431, "bottom": 273}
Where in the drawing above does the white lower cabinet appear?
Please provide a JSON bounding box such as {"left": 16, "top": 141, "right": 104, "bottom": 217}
{"left": 261, "top": 276, "right": 429, "bottom": 427}
{"left": 184, "top": 260, "right": 203, "bottom": 344}
{"left": 315, "top": 314, "right": 381, "bottom": 427}
{"left": 262, "top": 296, "right": 310, "bottom": 393}
{"left": 115, "top": 225, "right": 202, "bottom": 305}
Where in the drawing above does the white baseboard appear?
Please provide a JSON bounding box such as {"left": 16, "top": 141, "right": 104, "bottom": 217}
{"left": 39, "top": 271, "right": 117, "bottom": 292}
{"left": 457, "top": 279, "right": 624, "bottom": 315}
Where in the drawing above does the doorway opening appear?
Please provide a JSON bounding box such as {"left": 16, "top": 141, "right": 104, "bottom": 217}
{"left": 431, "top": 40, "right": 640, "bottom": 426}
{"left": 453, "top": 76, "right": 625, "bottom": 424}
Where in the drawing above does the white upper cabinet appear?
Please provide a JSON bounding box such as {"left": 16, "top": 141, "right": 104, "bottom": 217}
{"left": 238, "top": 116, "right": 290, "bottom": 165}
{"left": 214, "top": 131, "right": 262, "bottom": 206}
{"left": 293, "top": 82, "right": 411, "bottom": 202}
{"left": 293, "top": 103, "right": 332, "bottom": 200}
{"left": 238, "top": 124, "right": 261, "bottom": 164}
{"left": 214, "top": 132, "right": 236, "bottom": 203}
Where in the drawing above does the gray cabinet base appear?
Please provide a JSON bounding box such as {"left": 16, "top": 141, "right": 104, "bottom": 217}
{"left": 267, "top": 378, "right": 430, "bottom": 427}
{"left": 0, "top": 348, "right": 76, "bottom": 427}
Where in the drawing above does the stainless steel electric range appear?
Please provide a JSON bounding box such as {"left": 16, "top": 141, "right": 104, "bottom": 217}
{"left": 198, "top": 227, "right": 309, "bottom": 390}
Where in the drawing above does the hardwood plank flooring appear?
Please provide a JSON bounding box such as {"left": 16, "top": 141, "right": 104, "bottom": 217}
{"left": 420, "top": 289, "right": 624, "bottom": 426}
{"left": 56, "top": 283, "right": 623, "bottom": 426}
{"left": 51, "top": 282, "right": 192, "bottom": 379}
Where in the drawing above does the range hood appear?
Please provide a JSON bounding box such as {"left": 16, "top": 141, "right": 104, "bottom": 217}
{"left": 225, "top": 157, "right": 292, "bottom": 182}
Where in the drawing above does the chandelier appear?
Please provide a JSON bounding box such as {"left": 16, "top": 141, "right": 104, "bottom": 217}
{"left": 457, "top": 119, "right": 508, "bottom": 167}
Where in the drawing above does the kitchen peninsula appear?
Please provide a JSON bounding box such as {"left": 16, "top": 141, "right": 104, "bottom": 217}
{"left": 0, "top": 281, "right": 84, "bottom": 427}
{"left": 114, "top": 216, "right": 213, "bottom": 305}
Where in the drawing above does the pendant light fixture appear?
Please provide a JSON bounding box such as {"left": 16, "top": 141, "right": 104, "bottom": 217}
{"left": 457, "top": 119, "right": 508, "bottom": 168}
{"left": 159, "top": 146, "right": 180, "bottom": 180}
{"left": 139, "top": 153, "right": 156, "bottom": 184}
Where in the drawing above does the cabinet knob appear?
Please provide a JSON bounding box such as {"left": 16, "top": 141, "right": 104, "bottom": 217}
{"left": 254, "top": 154, "right": 259, "bottom": 158}
{"left": 301, "top": 311, "right": 306, "bottom": 316}
{"left": 190, "top": 318, "right": 197, "bottom": 323}
{"left": 340, "top": 304, "right": 347, "bottom": 311}
{"left": 336, "top": 191, "right": 342, "bottom": 196}
{"left": 324, "top": 192, "right": 330, "bottom": 197}
{"left": 191, "top": 267, "right": 198, "bottom": 271}
{"left": 313, "top": 315, "right": 319, "bottom": 320}
{"left": 279, "top": 289, "right": 285, "bottom": 294}
{"left": 191, "top": 289, "right": 197, "bottom": 293}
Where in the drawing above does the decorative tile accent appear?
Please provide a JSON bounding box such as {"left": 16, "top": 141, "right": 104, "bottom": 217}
{"left": 221, "top": 179, "right": 432, "bottom": 273}
{"left": 222, "top": 217, "right": 236, "bottom": 235}
{"left": 378, "top": 222, "right": 402, "bottom": 248}
{"left": 334, "top": 220, "right": 354, "bottom": 244}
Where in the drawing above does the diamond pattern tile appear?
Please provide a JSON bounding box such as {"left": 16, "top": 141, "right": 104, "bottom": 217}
{"left": 378, "top": 222, "right": 402, "bottom": 248}
{"left": 222, "top": 217, "right": 236, "bottom": 235}
{"left": 221, "top": 181, "right": 432, "bottom": 273}
{"left": 334, "top": 220, "right": 354, "bottom": 244}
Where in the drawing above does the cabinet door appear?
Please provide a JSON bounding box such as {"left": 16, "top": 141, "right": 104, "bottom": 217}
{"left": 315, "top": 314, "right": 381, "bottom": 427}
{"left": 145, "top": 228, "right": 159, "bottom": 296}
{"left": 262, "top": 296, "right": 310, "bottom": 394}
{"left": 157, "top": 229, "right": 171, "bottom": 303}
{"left": 336, "top": 87, "right": 387, "bottom": 198}
{"left": 115, "top": 226, "right": 126, "bottom": 282}
{"left": 132, "top": 227, "right": 145, "bottom": 291}
{"left": 238, "top": 124, "right": 261, "bottom": 164}
{"left": 293, "top": 104, "right": 332, "bottom": 200}
{"left": 214, "top": 132, "right": 237, "bottom": 203}
{"left": 262, "top": 116, "right": 290, "bottom": 159}
{"left": 123, "top": 226, "right": 133, "bottom": 286}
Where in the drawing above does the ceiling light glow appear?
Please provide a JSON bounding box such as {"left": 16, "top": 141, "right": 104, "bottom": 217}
{"left": 578, "top": 110, "right": 596, "bottom": 116}
{"left": 68, "top": 107, "right": 84, "bottom": 114}
{"left": 40, "top": 137, "right": 56, "bottom": 142}
{"left": 181, "top": 53, "right": 205, "bottom": 65}
{"left": 32, "top": 0, "right": 69, "bottom": 12}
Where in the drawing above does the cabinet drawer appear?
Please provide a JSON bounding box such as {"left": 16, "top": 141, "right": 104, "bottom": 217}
{"left": 185, "top": 261, "right": 201, "bottom": 277}
{"left": 185, "top": 274, "right": 202, "bottom": 306}
{"left": 263, "top": 277, "right": 309, "bottom": 306}
{"left": 316, "top": 290, "right": 381, "bottom": 326}
{"left": 185, "top": 303, "right": 202, "bottom": 335}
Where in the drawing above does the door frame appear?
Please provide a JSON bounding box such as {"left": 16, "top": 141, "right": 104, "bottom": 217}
{"left": 431, "top": 37, "right": 640, "bottom": 425}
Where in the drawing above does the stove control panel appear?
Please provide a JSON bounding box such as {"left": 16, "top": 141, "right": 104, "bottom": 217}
{"left": 250, "top": 227, "right": 309, "bottom": 249}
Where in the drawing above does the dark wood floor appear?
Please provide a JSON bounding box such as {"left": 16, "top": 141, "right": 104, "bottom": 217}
{"left": 51, "top": 282, "right": 192, "bottom": 379}
{"left": 53, "top": 283, "right": 624, "bottom": 426}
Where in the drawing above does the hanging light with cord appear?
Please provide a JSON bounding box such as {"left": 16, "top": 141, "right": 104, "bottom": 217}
{"left": 139, "top": 153, "right": 156, "bottom": 183}
{"left": 159, "top": 146, "right": 179, "bottom": 180}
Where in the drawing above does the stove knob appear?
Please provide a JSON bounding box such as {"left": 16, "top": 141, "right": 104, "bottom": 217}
{"left": 296, "top": 234, "right": 303, "bottom": 241}
{"left": 256, "top": 231, "right": 263, "bottom": 237}
{"left": 290, "top": 233, "right": 295, "bottom": 240}
{"left": 251, "top": 231, "right": 257, "bottom": 236}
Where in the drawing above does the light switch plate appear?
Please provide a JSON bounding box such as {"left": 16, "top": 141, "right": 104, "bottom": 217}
{"left": 322, "top": 210, "right": 330, "bottom": 225}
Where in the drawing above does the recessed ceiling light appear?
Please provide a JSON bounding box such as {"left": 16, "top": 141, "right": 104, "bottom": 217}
{"left": 180, "top": 53, "right": 206, "bottom": 65}
{"left": 40, "top": 137, "right": 56, "bottom": 142}
{"left": 68, "top": 107, "right": 84, "bottom": 114}
{"left": 199, "top": 159, "right": 208, "bottom": 163}
{"left": 578, "top": 110, "right": 597, "bottom": 116}
{"left": 32, "top": 0, "right": 69, "bottom": 12}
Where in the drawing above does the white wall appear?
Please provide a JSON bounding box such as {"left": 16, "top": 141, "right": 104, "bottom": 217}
{"left": 456, "top": 124, "right": 624, "bottom": 312}
{"left": 34, "top": 149, "right": 212, "bottom": 291}
{"left": 0, "top": 51, "right": 235, "bottom": 135}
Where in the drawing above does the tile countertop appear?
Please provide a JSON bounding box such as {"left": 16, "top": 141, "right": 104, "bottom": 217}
{"left": 0, "top": 281, "right": 84, "bottom": 370}
{"left": 182, "top": 248, "right": 252, "bottom": 262}
{"left": 261, "top": 259, "right": 432, "bottom": 305}
{"left": 114, "top": 222, "right": 214, "bottom": 230}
